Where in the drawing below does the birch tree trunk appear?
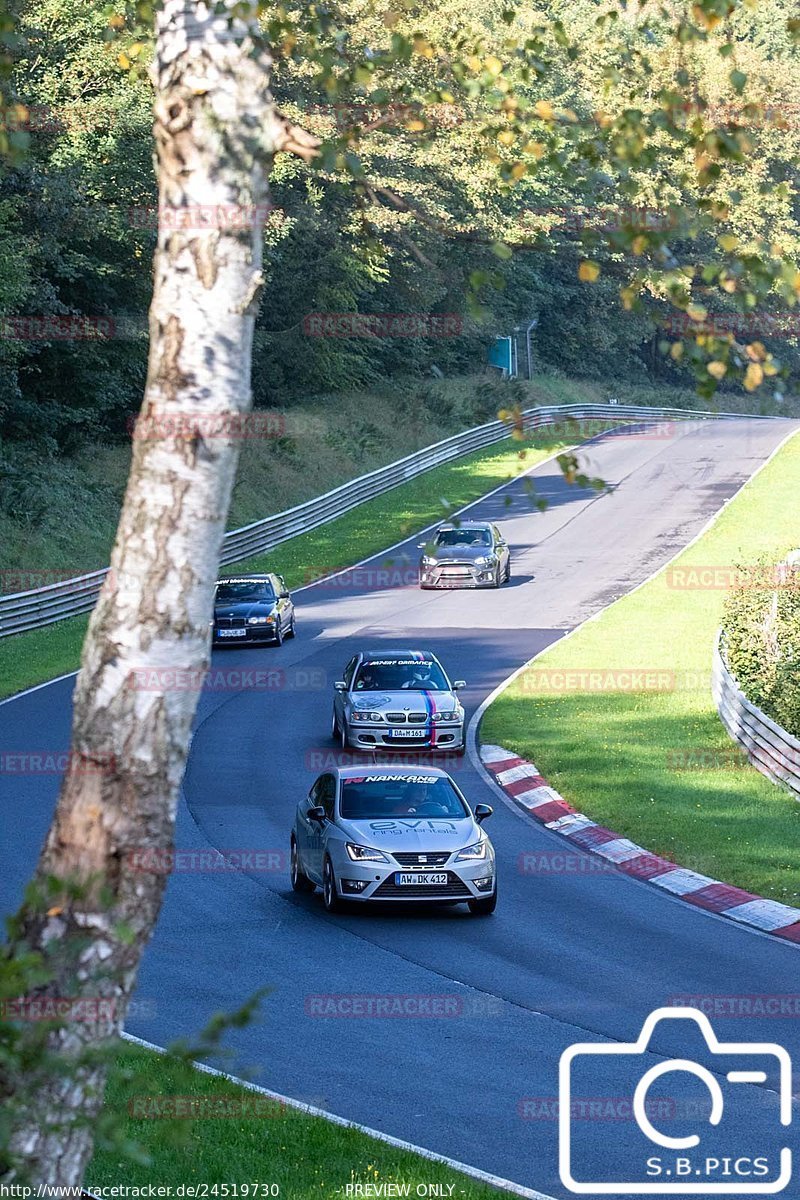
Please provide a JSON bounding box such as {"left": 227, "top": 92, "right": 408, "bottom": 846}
{"left": 1, "top": 1, "right": 314, "bottom": 1184}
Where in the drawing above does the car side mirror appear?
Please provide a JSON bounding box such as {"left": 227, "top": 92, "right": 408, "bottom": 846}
{"left": 453, "top": 680, "right": 466, "bottom": 691}
{"left": 417, "top": 542, "right": 428, "bottom": 549}
{"left": 474, "top": 803, "right": 493, "bottom": 823}
{"left": 334, "top": 681, "right": 347, "bottom": 692}
{"left": 279, "top": 590, "right": 290, "bottom": 599}
{"left": 308, "top": 805, "right": 326, "bottom": 823}
{"left": 497, "top": 540, "right": 507, "bottom": 547}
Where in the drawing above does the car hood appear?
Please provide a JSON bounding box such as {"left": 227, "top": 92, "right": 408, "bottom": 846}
{"left": 348, "top": 691, "right": 458, "bottom": 715}
{"left": 424, "top": 544, "right": 492, "bottom": 562}
{"left": 214, "top": 600, "right": 277, "bottom": 619}
{"left": 338, "top": 816, "right": 480, "bottom": 852}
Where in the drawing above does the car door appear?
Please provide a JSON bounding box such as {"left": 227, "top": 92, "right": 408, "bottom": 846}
{"left": 493, "top": 524, "right": 509, "bottom": 573}
{"left": 336, "top": 655, "right": 359, "bottom": 730}
{"left": 299, "top": 775, "right": 325, "bottom": 882}
{"left": 273, "top": 573, "right": 292, "bottom": 627}
{"left": 307, "top": 772, "right": 336, "bottom": 880}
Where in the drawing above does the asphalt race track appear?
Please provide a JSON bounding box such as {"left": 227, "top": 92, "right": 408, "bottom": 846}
{"left": 2, "top": 418, "right": 798, "bottom": 1198}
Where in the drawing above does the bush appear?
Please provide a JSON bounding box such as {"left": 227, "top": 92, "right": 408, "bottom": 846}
{"left": 721, "top": 552, "right": 800, "bottom": 738}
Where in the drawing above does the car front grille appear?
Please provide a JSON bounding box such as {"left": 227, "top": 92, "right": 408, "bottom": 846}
{"left": 374, "top": 872, "right": 471, "bottom": 898}
{"left": 215, "top": 617, "right": 247, "bottom": 628}
{"left": 392, "top": 852, "right": 450, "bottom": 867}
{"left": 438, "top": 561, "right": 474, "bottom": 574}
{"left": 385, "top": 713, "right": 407, "bottom": 723}
{"left": 385, "top": 712, "right": 428, "bottom": 725}
{"left": 407, "top": 712, "right": 427, "bottom": 724}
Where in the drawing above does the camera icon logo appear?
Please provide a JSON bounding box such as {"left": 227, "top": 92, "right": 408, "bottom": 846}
{"left": 559, "top": 1007, "right": 792, "bottom": 1194}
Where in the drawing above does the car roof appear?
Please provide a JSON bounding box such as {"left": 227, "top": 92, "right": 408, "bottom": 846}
{"left": 335, "top": 764, "right": 450, "bottom": 780}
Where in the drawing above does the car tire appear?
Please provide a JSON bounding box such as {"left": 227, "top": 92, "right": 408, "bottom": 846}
{"left": 290, "top": 836, "right": 315, "bottom": 893}
{"left": 468, "top": 886, "right": 497, "bottom": 916}
{"left": 454, "top": 739, "right": 466, "bottom": 757}
{"left": 273, "top": 619, "right": 284, "bottom": 647}
{"left": 322, "top": 855, "right": 345, "bottom": 913}
{"left": 491, "top": 565, "right": 502, "bottom": 588}
{"left": 287, "top": 612, "right": 297, "bottom": 638}
{"left": 504, "top": 559, "right": 511, "bottom": 583}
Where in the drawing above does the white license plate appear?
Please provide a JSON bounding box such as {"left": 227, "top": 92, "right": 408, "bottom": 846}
{"left": 396, "top": 872, "right": 448, "bottom": 886}
{"left": 390, "top": 728, "right": 427, "bottom": 738}
{"left": 217, "top": 628, "right": 246, "bottom": 638}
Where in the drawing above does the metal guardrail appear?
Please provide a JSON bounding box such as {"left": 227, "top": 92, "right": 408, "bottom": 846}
{"left": 0, "top": 401, "right": 777, "bottom": 639}
{"left": 713, "top": 631, "right": 800, "bottom": 800}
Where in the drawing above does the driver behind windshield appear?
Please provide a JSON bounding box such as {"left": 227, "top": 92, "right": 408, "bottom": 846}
{"left": 353, "top": 660, "right": 448, "bottom": 691}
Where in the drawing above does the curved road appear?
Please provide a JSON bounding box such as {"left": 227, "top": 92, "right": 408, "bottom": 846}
{"left": 1, "top": 418, "right": 798, "bottom": 1198}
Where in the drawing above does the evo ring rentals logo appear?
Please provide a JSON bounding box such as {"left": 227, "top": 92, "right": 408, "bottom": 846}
{"left": 559, "top": 1007, "right": 792, "bottom": 1194}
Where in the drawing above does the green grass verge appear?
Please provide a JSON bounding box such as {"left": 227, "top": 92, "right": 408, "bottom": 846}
{"left": 89, "top": 1043, "right": 507, "bottom": 1197}
{"left": 482, "top": 428, "right": 800, "bottom": 905}
{"left": 0, "top": 427, "right": 580, "bottom": 702}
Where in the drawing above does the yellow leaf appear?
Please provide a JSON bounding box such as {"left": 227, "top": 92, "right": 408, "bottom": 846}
{"left": 510, "top": 162, "right": 527, "bottom": 180}
{"left": 484, "top": 55, "right": 503, "bottom": 76}
{"left": 405, "top": 119, "right": 426, "bottom": 132}
{"left": 578, "top": 261, "right": 600, "bottom": 282}
{"left": 670, "top": 342, "right": 684, "bottom": 360}
{"left": 763, "top": 361, "right": 778, "bottom": 376}
{"left": 522, "top": 141, "right": 545, "bottom": 158}
{"left": 631, "top": 235, "right": 647, "bottom": 255}
{"left": 721, "top": 278, "right": 736, "bottom": 294}
{"left": 47, "top": 906, "right": 63, "bottom": 917}
{"left": 497, "top": 130, "right": 515, "bottom": 145}
{"left": 108, "top": 13, "right": 125, "bottom": 28}
{"left": 686, "top": 304, "right": 708, "bottom": 323}
{"left": 413, "top": 36, "right": 434, "bottom": 57}
{"left": 466, "top": 56, "right": 482, "bottom": 73}
{"left": 745, "top": 341, "right": 766, "bottom": 362}
{"left": 534, "top": 100, "right": 554, "bottom": 121}
{"left": 707, "top": 361, "right": 727, "bottom": 380}
{"left": 744, "top": 362, "right": 763, "bottom": 391}
{"left": 117, "top": 52, "right": 131, "bottom": 69}
{"left": 718, "top": 234, "right": 738, "bottom": 252}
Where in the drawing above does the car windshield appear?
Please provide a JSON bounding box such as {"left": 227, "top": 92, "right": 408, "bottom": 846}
{"left": 435, "top": 528, "right": 492, "bottom": 548}
{"left": 216, "top": 581, "right": 275, "bottom": 604}
{"left": 339, "top": 776, "right": 468, "bottom": 820}
{"left": 352, "top": 659, "right": 450, "bottom": 691}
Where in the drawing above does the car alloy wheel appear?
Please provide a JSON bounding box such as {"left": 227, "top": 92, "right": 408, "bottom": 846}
{"left": 287, "top": 612, "right": 296, "bottom": 638}
{"left": 322, "top": 856, "right": 344, "bottom": 912}
{"left": 290, "top": 836, "right": 315, "bottom": 893}
{"left": 273, "top": 619, "right": 284, "bottom": 646}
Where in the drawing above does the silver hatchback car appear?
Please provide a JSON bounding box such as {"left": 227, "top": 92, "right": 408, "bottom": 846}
{"left": 290, "top": 765, "right": 496, "bottom": 915}
{"left": 419, "top": 521, "right": 511, "bottom": 589}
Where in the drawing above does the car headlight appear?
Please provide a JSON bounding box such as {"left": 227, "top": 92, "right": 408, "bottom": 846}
{"left": 421, "top": 555, "right": 437, "bottom": 566}
{"left": 345, "top": 842, "right": 390, "bottom": 863}
{"left": 432, "top": 710, "right": 461, "bottom": 723}
{"left": 248, "top": 615, "right": 274, "bottom": 624}
{"left": 351, "top": 710, "right": 382, "bottom": 722}
{"left": 454, "top": 840, "right": 488, "bottom": 862}
{"left": 474, "top": 555, "right": 495, "bottom": 567}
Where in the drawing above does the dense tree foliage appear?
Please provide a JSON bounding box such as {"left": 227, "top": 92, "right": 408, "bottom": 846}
{"left": 1, "top": 0, "right": 799, "bottom": 483}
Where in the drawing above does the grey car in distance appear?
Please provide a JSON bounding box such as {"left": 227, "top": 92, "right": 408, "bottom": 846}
{"left": 418, "top": 521, "right": 511, "bottom": 589}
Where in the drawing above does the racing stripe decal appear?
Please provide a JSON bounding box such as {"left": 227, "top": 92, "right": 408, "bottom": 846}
{"left": 424, "top": 689, "right": 437, "bottom": 747}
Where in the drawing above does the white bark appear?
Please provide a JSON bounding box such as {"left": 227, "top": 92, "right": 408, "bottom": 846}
{"left": 1, "top": 1, "right": 309, "bottom": 1184}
